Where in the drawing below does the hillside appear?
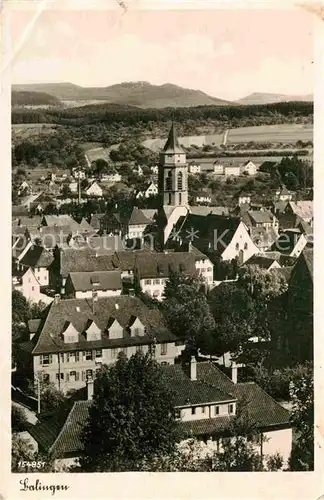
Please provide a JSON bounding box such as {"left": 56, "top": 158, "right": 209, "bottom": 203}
{"left": 12, "top": 90, "right": 62, "bottom": 107}
{"left": 12, "top": 81, "right": 232, "bottom": 108}
{"left": 237, "top": 92, "right": 313, "bottom": 105}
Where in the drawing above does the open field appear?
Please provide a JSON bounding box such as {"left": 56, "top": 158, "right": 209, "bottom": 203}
{"left": 190, "top": 154, "right": 313, "bottom": 167}
{"left": 143, "top": 123, "right": 313, "bottom": 152}
{"left": 12, "top": 123, "right": 57, "bottom": 140}
{"left": 226, "top": 123, "right": 313, "bottom": 144}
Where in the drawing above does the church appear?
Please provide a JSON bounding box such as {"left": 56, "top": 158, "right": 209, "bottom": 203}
{"left": 152, "top": 123, "right": 258, "bottom": 264}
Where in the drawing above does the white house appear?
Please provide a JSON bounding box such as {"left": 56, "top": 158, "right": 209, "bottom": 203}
{"left": 18, "top": 244, "right": 54, "bottom": 287}
{"left": 188, "top": 162, "right": 201, "bottom": 174}
{"left": 65, "top": 270, "right": 122, "bottom": 299}
{"left": 242, "top": 160, "right": 257, "bottom": 176}
{"left": 12, "top": 267, "right": 41, "bottom": 302}
{"left": 224, "top": 165, "right": 241, "bottom": 177}
{"left": 85, "top": 181, "right": 103, "bottom": 198}
{"left": 100, "top": 171, "right": 122, "bottom": 183}
{"left": 127, "top": 207, "right": 153, "bottom": 239}
{"left": 195, "top": 194, "right": 212, "bottom": 204}
{"left": 133, "top": 165, "right": 144, "bottom": 176}
{"left": 150, "top": 165, "right": 159, "bottom": 175}
{"left": 136, "top": 182, "right": 158, "bottom": 199}
{"left": 213, "top": 161, "right": 224, "bottom": 175}
{"left": 69, "top": 181, "right": 78, "bottom": 193}
{"left": 72, "top": 168, "right": 86, "bottom": 180}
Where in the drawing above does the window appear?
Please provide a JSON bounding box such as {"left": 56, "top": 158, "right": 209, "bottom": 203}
{"left": 111, "top": 348, "right": 118, "bottom": 358}
{"left": 86, "top": 369, "right": 92, "bottom": 379}
{"left": 191, "top": 407, "right": 196, "bottom": 415}
{"left": 60, "top": 353, "right": 64, "bottom": 363}
{"left": 95, "top": 349, "right": 102, "bottom": 358}
{"left": 69, "top": 371, "right": 79, "bottom": 382}
{"left": 136, "top": 345, "right": 143, "bottom": 353}
{"left": 235, "top": 243, "right": 239, "bottom": 251}
{"left": 244, "top": 243, "right": 248, "bottom": 250}
{"left": 84, "top": 350, "right": 93, "bottom": 361}
{"left": 229, "top": 404, "right": 234, "bottom": 414}
{"left": 177, "top": 171, "right": 183, "bottom": 190}
{"left": 40, "top": 354, "right": 52, "bottom": 366}
{"left": 134, "top": 328, "right": 140, "bottom": 336}
{"left": 168, "top": 193, "right": 172, "bottom": 205}
{"left": 122, "top": 347, "right": 128, "bottom": 356}
{"left": 207, "top": 267, "right": 212, "bottom": 272}
{"left": 215, "top": 406, "right": 220, "bottom": 415}
{"left": 144, "top": 279, "right": 151, "bottom": 285}
{"left": 56, "top": 373, "right": 64, "bottom": 381}
{"left": 153, "top": 279, "right": 160, "bottom": 285}
{"left": 179, "top": 193, "right": 182, "bottom": 205}
{"left": 31, "top": 286, "right": 34, "bottom": 291}
{"left": 160, "top": 343, "right": 167, "bottom": 356}
{"left": 66, "top": 352, "right": 77, "bottom": 363}
{"left": 165, "top": 171, "right": 172, "bottom": 191}
{"left": 175, "top": 409, "right": 181, "bottom": 419}
{"left": 201, "top": 406, "right": 205, "bottom": 414}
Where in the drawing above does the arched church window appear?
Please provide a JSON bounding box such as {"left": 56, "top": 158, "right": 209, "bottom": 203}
{"left": 165, "top": 171, "right": 172, "bottom": 191}
{"left": 177, "top": 171, "right": 183, "bottom": 190}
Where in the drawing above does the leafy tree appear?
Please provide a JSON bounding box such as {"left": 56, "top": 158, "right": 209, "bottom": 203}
{"left": 12, "top": 405, "right": 28, "bottom": 432}
{"left": 162, "top": 272, "right": 215, "bottom": 348}
{"left": 289, "top": 363, "right": 314, "bottom": 470}
{"left": 37, "top": 380, "right": 68, "bottom": 419}
{"left": 80, "top": 352, "right": 180, "bottom": 471}
{"left": 12, "top": 434, "right": 36, "bottom": 472}
{"left": 12, "top": 290, "right": 30, "bottom": 324}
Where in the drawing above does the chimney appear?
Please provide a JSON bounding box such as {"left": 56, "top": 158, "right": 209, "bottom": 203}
{"left": 231, "top": 362, "right": 238, "bottom": 384}
{"left": 190, "top": 356, "right": 197, "bottom": 381}
{"left": 54, "top": 293, "right": 60, "bottom": 305}
{"left": 87, "top": 376, "right": 94, "bottom": 400}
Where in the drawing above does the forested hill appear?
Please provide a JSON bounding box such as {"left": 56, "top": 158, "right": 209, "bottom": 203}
{"left": 12, "top": 91, "right": 62, "bottom": 107}
{"left": 12, "top": 101, "right": 313, "bottom": 127}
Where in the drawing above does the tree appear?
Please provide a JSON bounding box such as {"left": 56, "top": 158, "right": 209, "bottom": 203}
{"left": 12, "top": 290, "right": 30, "bottom": 324}
{"left": 12, "top": 434, "right": 36, "bottom": 472}
{"left": 12, "top": 405, "right": 28, "bottom": 432}
{"left": 38, "top": 380, "right": 68, "bottom": 419}
{"left": 162, "top": 272, "right": 215, "bottom": 348}
{"left": 80, "top": 352, "right": 180, "bottom": 471}
{"left": 289, "top": 363, "right": 314, "bottom": 470}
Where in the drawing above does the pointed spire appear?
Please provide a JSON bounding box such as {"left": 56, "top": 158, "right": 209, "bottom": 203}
{"left": 163, "top": 122, "right": 185, "bottom": 153}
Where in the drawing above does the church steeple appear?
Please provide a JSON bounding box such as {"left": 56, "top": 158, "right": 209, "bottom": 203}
{"left": 163, "top": 122, "right": 185, "bottom": 154}
{"left": 158, "top": 122, "right": 188, "bottom": 207}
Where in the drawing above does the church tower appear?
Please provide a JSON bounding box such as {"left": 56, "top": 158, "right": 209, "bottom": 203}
{"left": 158, "top": 123, "right": 188, "bottom": 207}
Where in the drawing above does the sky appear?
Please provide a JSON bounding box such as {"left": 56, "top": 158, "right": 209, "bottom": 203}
{"left": 10, "top": 7, "right": 314, "bottom": 101}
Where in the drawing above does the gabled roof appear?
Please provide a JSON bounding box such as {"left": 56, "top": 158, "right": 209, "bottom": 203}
{"left": 32, "top": 296, "right": 176, "bottom": 355}
{"left": 20, "top": 245, "right": 54, "bottom": 268}
{"left": 128, "top": 207, "right": 153, "bottom": 226}
{"left": 190, "top": 206, "right": 229, "bottom": 217}
{"left": 68, "top": 270, "right": 122, "bottom": 292}
{"left": 162, "top": 123, "right": 185, "bottom": 154}
{"left": 288, "top": 201, "right": 313, "bottom": 220}
{"left": 59, "top": 248, "right": 116, "bottom": 278}
{"left": 302, "top": 248, "right": 313, "bottom": 281}
{"left": 271, "top": 230, "right": 307, "bottom": 255}
{"left": 244, "top": 255, "right": 280, "bottom": 270}
{"left": 247, "top": 210, "right": 275, "bottom": 225}
{"left": 136, "top": 252, "right": 197, "bottom": 279}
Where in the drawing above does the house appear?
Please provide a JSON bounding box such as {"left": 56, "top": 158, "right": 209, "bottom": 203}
{"left": 195, "top": 193, "right": 212, "bottom": 205}
{"left": 127, "top": 207, "right": 153, "bottom": 240}
{"left": 71, "top": 168, "right": 86, "bottom": 180}
{"left": 36, "top": 225, "right": 72, "bottom": 250}
{"left": 275, "top": 185, "right": 293, "bottom": 202}
{"left": 172, "top": 214, "right": 259, "bottom": 264}
{"left": 242, "top": 160, "right": 257, "bottom": 176}
{"left": 271, "top": 201, "right": 288, "bottom": 216}
{"left": 18, "top": 295, "right": 185, "bottom": 392}
{"left": 186, "top": 244, "right": 214, "bottom": 285}
{"left": 89, "top": 213, "right": 105, "bottom": 232}
{"left": 190, "top": 206, "right": 229, "bottom": 217}
{"left": 224, "top": 165, "right": 241, "bottom": 177}
{"left": 272, "top": 229, "right": 308, "bottom": 258}
{"left": 18, "top": 181, "right": 31, "bottom": 196}
{"left": 238, "top": 195, "right": 251, "bottom": 206}
{"left": 150, "top": 165, "right": 159, "bottom": 175}
{"left": 244, "top": 254, "right": 281, "bottom": 271}
{"left": 285, "top": 249, "right": 313, "bottom": 363}
{"left": 249, "top": 226, "right": 279, "bottom": 252}
{"left": 244, "top": 210, "right": 279, "bottom": 230}
{"left": 65, "top": 270, "right": 122, "bottom": 299}
{"left": 213, "top": 161, "right": 224, "bottom": 175}
{"left": 12, "top": 267, "right": 41, "bottom": 302}
{"left": 76, "top": 234, "right": 123, "bottom": 255}
{"left": 29, "top": 358, "right": 292, "bottom": 469}
{"left": 188, "top": 162, "right": 201, "bottom": 174}
{"left": 85, "top": 182, "right": 103, "bottom": 198}
{"left": 100, "top": 170, "right": 122, "bottom": 183}
{"left": 284, "top": 201, "right": 313, "bottom": 225}
{"left": 17, "top": 244, "right": 54, "bottom": 287}
{"left": 133, "top": 165, "right": 144, "bottom": 176}
{"left": 41, "top": 215, "right": 89, "bottom": 237}
{"left": 69, "top": 181, "right": 78, "bottom": 193}
{"left": 136, "top": 182, "right": 158, "bottom": 199}
{"left": 135, "top": 252, "right": 197, "bottom": 300}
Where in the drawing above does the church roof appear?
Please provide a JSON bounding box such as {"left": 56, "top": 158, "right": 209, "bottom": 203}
{"left": 162, "top": 123, "right": 185, "bottom": 154}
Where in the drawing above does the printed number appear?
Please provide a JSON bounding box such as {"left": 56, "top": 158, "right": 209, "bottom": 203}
{"left": 18, "top": 460, "right": 46, "bottom": 468}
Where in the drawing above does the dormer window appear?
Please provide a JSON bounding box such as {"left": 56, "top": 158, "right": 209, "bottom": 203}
{"left": 129, "top": 316, "right": 145, "bottom": 337}
{"left": 61, "top": 322, "right": 79, "bottom": 344}
{"left": 91, "top": 275, "right": 100, "bottom": 285}
{"left": 106, "top": 317, "right": 123, "bottom": 339}
{"left": 84, "top": 320, "right": 101, "bottom": 341}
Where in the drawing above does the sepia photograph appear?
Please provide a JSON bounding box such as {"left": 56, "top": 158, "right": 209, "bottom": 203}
{"left": 8, "top": 1, "right": 316, "bottom": 484}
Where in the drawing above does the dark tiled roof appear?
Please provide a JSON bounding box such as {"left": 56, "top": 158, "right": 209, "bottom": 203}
{"left": 26, "top": 419, "right": 63, "bottom": 451}
{"left": 37, "top": 225, "right": 72, "bottom": 249}
{"left": 68, "top": 270, "right": 122, "bottom": 292}
{"left": 74, "top": 235, "right": 123, "bottom": 255}
{"left": 179, "top": 416, "right": 232, "bottom": 437}
{"left": 42, "top": 215, "right": 82, "bottom": 234}
{"left": 136, "top": 252, "right": 197, "bottom": 279}
{"left": 79, "top": 218, "right": 95, "bottom": 233}
{"left": 59, "top": 248, "right": 116, "bottom": 278}
{"left": 162, "top": 123, "right": 185, "bottom": 154}
{"left": 232, "top": 382, "right": 290, "bottom": 428}
{"left": 162, "top": 363, "right": 236, "bottom": 407}
{"left": 32, "top": 296, "right": 176, "bottom": 355}
{"left": 272, "top": 201, "right": 288, "bottom": 214}
{"left": 244, "top": 255, "right": 279, "bottom": 270}
{"left": 248, "top": 210, "right": 275, "bottom": 225}
{"left": 50, "top": 401, "right": 92, "bottom": 458}
{"left": 190, "top": 206, "right": 229, "bottom": 217}
{"left": 302, "top": 248, "right": 313, "bottom": 281}
{"left": 128, "top": 207, "right": 153, "bottom": 226}
{"left": 20, "top": 245, "right": 54, "bottom": 268}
